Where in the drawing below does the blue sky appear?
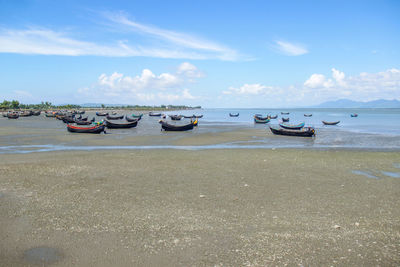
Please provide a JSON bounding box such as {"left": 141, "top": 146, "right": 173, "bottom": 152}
{"left": 0, "top": 0, "right": 399, "bottom": 107}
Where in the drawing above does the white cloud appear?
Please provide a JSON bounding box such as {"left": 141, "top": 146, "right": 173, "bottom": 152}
{"left": 0, "top": 12, "right": 242, "bottom": 60}
{"left": 223, "top": 68, "right": 400, "bottom": 106}
{"left": 223, "top": 84, "right": 271, "bottom": 95}
{"left": 273, "top": 40, "right": 308, "bottom": 56}
{"left": 104, "top": 12, "right": 240, "bottom": 61}
{"left": 78, "top": 63, "right": 202, "bottom": 104}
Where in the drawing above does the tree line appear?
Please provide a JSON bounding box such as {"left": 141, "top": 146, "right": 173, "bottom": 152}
{"left": 1, "top": 100, "right": 201, "bottom": 110}
{"left": 0, "top": 100, "right": 81, "bottom": 110}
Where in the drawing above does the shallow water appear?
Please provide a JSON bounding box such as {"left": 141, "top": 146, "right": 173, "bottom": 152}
{"left": 1, "top": 108, "right": 400, "bottom": 153}
{"left": 381, "top": 171, "right": 400, "bottom": 178}
{"left": 351, "top": 170, "right": 380, "bottom": 179}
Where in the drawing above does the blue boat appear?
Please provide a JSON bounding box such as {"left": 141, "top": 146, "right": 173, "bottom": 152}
{"left": 279, "top": 122, "right": 305, "bottom": 130}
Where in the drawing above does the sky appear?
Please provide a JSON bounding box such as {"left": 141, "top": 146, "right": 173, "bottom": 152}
{"left": 0, "top": 0, "right": 399, "bottom": 107}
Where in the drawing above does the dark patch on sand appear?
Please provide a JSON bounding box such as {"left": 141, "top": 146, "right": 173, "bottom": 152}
{"left": 23, "top": 247, "right": 63, "bottom": 265}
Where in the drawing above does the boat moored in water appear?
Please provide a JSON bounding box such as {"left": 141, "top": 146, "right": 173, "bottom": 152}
{"left": 229, "top": 113, "right": 239, "bottom": 117}
{"left": 159, "top": 120, "right": 194, "bottom": 131}
{"left": 67, "top": 123, "right": 105, "bottom": 134}
{"left": 270, "top": 126, "right": 315, "bottom": 137}
{"left": 279, "top": 122, "right": 305, "bottom": 130}
{"left": 105, "top": 119, "right": 138, "bottom": 129}
{"left": 322, "top": 121, "right": 340, "bottom": 125}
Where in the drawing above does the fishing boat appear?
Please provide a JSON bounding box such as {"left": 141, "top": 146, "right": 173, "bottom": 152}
{"left": 269, "top": 115, "right": 278, "bottom": 119}
{"left": 149, "top": 112, "right": 162, "bottom": 117}
{"left": 351, "top": 114, "right": 358, "bottom": 117}
{"left": 281, "top": 112, "right": 290, "bottom": 115}
{"left": 7, "top": 113, "right": 19, "bottom": 119}
{"left": 67, "top": 123, "right": 105, "bottom": 134}
{"left": 183, "top": 115, "right": 195, "bottom": 118}
{"left": 125, "top": 115, "right": 137, "bottom": 122}
{"left": 106, "top": 114, "right": 124, "bottom": 120}
{"left": 105, "top": 119, "right": 138, "bottom": 129}
{"left": 254, "top": 117, "right": 270, "bottom": 123}
{"left": 169, "top": 115, "right": 183, "bottom": 120}
{"left": 194, "top": 115, "right": 203, "bottom": 118}
{"left": 270, "top": 126, "right": 315, "bottom": 137}
{"left": 282, "top": 117, "right": 290, "bottom": 122}
{"left": 229, "top": 113, "right": 239, "bottom": 117}
{"left": 322, "top": 121, "right": 340, "bottom": 125}
{"left": 32, "top": 110, "right": 41, "bottom": 116}
{"left": 45, "top": 112, "right": 56, "bottom": 118}
{"left": 279, "top": 122, "right": 305, "bottom": 130}
{"left": 19, "top": 111, "right": 32, "bottom": 117}
{"left": 96, "top": 112, "right": 109, "bottom": 116}
{"left": 75, "top": 117, "right": 95, "bottom": 125}
{"left": 131, "top": 113, "right": 143, "bottom": 118}
{"left": 159, "top": 120, "right": 194, "bottom": 131}
{"left": 62, "top": 116, "right": 76, "bottom": 123}
{"left": 304, "top": 114, "right": 312, "bottom": 117}
{"left": 254, "top": 114, "right": 269, "bottom": 120}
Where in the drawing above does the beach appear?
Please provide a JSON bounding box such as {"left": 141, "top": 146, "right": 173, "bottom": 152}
{"left": 1, "top": 148, "right": 399, "bottom": 266}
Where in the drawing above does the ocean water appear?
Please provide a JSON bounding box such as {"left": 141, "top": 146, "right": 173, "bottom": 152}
{"left": 0, "top": 108, "right": 399, "bottom": 153}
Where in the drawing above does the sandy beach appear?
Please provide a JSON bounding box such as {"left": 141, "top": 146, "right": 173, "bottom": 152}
{"left": 1, "top": 149, "right": 399, "bottom": 266}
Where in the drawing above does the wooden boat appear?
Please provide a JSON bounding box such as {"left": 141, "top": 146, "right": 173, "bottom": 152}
{"left": 32, "top": 110, "right": 41, "bottom": 116}
{"left": 351, "top": 114, "right": 358, "bottom": 117}
{"left": 76, "top": 110, "right": 85, "bottom": 115}
{"left": 183, "top": 115, "right": 195, "bottom": 118}
{"left": 67, "top": 124, "right": 105, "bottom": 134}
{"left": 269, "top": 115, "right": 278, "bottom": 119}
{"left": 45, "top": 112, "right": 56, "bottom": 117}
{"left": 279, "top": 122, "right": 305, "bottom": 130}
{"left": 254, "top": 117, "right": 270, "bottom": 123}
{"left": 281, "top": 112, "right": 289, "bottom": 115}
{"left": 149, "top": 112, "right": 162, "bottom": 117}
{"left": 254, "top": 114, "right": 268, "bottom": 120}
{"left": 270, "top": 126, "right": 315, "bottom": 137}
{"left": 159, "top": 120, "right": 194, "bottom": 131}
{"left": 19, "top": 111, "right": 32, "bottom": 117}
{"left": 125, "top": 115, "right": 140, "bottom": 122}
{"left": 96, "top": 112, "right": 109, "bottom": 116}
{"left": 229, "top": 113, "right": 239, "bottom": 117}
{"left": 131, "top": 113, "right": 143, "bottom": 118}
{"left": 7, "top": 113, "right": 19, "bottom": 119}
{"left": 105, "top": 119, "right": 138, "bottom": 129}
{"left": 322, "top": 120, "right": 340, "bottom": 125}
{"left": 169, "top": 115, "right": 183, "bottom": 120}
{"left": 282, "top": 117, "right": 289, "bottom": 122}
{"left": 106, "top": 114, "right": 124, "bottom": 120}
{"left": 194, "top": 115, "right": 203, "bottom": 118}
{"left": 62, "top": 116, "right": 76, "bottom": 123}
{"left": 75, "top": 117, "right": 95, "bottom": 125}
{"left": 304, "top": 114, "right": 312, "bottom": 117}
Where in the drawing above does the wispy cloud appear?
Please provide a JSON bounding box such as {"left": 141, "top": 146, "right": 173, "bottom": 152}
{"left": 102, "top": 12, "right": 240, "bottom": 61}
{"left": 273, "top": 40, "right": 308, "bottom": 56}
{"left": 0, "top": 12, "right": 242, "bottom": 60}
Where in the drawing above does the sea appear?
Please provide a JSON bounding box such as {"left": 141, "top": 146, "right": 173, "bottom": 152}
{"left": 0, "top": 108, "right": 399, "bottom": 153}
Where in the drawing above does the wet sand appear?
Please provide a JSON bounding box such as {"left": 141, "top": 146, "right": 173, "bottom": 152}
{"left": 1, "top": 149, "right": 399, "bottom": 266}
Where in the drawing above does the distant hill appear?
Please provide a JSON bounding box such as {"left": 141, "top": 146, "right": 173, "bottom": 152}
{"left": 312, "top": 99, "right": 400, "bottom": 108}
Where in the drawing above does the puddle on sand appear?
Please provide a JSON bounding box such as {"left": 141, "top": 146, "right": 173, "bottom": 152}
{"left": 24, "top": 247, "right": 63, "bottom": 265}
{"left": 351, "top": 170, "right": 380, "bottom": 179}
{"left": 381, "top": 171, "right": 400, "bottom": 178}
